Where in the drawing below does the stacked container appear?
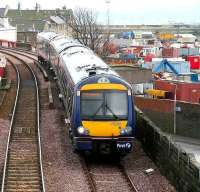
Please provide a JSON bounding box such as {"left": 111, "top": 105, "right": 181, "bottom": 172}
{"left": 155, "top": 80, "right": 200, "bottom": 103}
{"left": 187, "top": 56, "right": 200, "bottom": 69}
{"left": 162, "top": 48, "right": 179, "bottom": 58}
{"left": 179, "top": 48, "right": 199, "bottom": 56}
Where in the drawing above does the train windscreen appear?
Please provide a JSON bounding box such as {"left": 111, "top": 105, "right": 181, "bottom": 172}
{"left": 81, "top": 90, "right": 128, "bottom": 120}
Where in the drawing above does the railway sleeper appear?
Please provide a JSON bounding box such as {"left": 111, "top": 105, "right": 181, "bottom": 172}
{"left": 7, "top": 165, "right": 39, "bottom": 168}
{"left": 6, "top": 178, "right": 40, "bottom": 186}
{"left": 6, "top": 176, "right": 40, "bottom": 181}
{"left": 7, "top": 173, "right": 39, "bottom": 177}
{"left": 5, "top": 189, "right": 41, "bottom": 192}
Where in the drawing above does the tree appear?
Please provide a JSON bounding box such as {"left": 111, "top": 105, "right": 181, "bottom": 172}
{"left": 69, "top": 8, "right": 104, "bottom": 52}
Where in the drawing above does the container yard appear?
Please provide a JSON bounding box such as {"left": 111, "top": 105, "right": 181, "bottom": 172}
{"left": 0, "top": 1, "right": 200, "bottom": 192}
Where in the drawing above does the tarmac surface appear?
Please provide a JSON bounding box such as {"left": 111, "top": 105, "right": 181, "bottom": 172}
{"left": 170, "top": 135, "right": 200, "bottom": 165}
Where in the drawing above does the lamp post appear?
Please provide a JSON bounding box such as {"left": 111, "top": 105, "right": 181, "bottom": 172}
{"left": 105, "top": 0, "right": 110, "bottom": 41}
{"left": 171, "top": 83, "right": 177, "bottom": 135}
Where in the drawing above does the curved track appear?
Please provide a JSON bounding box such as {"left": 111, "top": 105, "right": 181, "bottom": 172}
{"left": 0, "top": 50, "right": 45, "bottom": 192}
{"left": 0, "top": 47, "right": 48, "bottom": 81}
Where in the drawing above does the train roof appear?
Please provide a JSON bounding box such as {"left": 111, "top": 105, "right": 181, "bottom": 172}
{"left": 60, "top": 46, "right": 118, "bottom": 84}
{"left": 50, "top": 36, "right": 83, "bottom": 53}
{"left": 37, "top": 31, "right": 60, "bottom": 42}
{"left": 37, "top": 32, "right": 120, "bottom": 85}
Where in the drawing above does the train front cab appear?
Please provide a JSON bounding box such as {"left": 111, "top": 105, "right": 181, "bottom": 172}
{"left": 70, "top": 75, "right": 135, "bottom": 155}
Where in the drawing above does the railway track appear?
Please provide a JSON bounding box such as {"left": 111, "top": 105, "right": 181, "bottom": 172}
{"left": 80, "top": 155, "right": 138, "bottom": 192}
{"left": 0, "top": 47, "right": 48, "bottom": 81}
{"left": 0, "top": 51, "right": 45, "bottom": 192}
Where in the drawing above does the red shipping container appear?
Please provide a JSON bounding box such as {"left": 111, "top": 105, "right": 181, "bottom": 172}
{"left": 162, "top": 48, "right": 179, "bottom": 58}
{"left": 0, "top": 67, "right": 4, "bottom": 77}
{"left": 144, "top": 53, "right": 155, "bottom": 62}
{"left": 187, "top": 56, "right": 200, "bottom": 69}
{"left": 155, "top": 80, "right": 200, "bottom": 103}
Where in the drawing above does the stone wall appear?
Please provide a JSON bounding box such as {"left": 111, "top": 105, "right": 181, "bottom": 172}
{"left": 136, "top": 109, "right": 200, "bottom": 192}
{"left": 176, "top": 102, "right": 200, "bottom": 138}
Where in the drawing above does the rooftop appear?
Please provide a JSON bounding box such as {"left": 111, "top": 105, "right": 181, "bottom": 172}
{"left": 5, "top": 8, "right": 72, "bottom": 32}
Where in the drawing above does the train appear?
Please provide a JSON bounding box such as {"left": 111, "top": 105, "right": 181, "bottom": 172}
{"left": 37, "top": 32, "right": 136, "bottom": 155}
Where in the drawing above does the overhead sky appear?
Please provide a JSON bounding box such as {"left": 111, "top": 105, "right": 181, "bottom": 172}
{"left": 1, "top": 0, "right": 200, "bottom": 25}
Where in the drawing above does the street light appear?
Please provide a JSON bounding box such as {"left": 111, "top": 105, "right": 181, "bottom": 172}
{"left": 105, "top": 0, "right": 110, "bottom": 40}
{"left": 170, "top": 82, "right": 177, "bottom": 135}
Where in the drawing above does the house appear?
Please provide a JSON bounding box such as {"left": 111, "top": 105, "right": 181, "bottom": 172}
{"left": 3, "top": 3, "right": 72, "bottom": 46}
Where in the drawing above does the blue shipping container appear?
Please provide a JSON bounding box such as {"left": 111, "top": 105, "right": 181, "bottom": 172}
{"left": 121, "top": 31, "right": 134, "bottom": 39}
{"left": 142, "top": 61, "right": 191, "bottom": 74}
{"left": 191, "top": 74, "right": 199, "bottom": 82}
{"left": 179, "top": 48, "right": 199, "bottom": 56}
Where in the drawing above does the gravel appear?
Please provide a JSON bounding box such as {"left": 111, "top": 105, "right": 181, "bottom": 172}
{"left": 123, "top": 140, "right": 176, "bottom": 192}
{"left": 0, "top": 61, "right": 17, "bottom": 184}
{"left": 32, "top": 62, "right": 90, "bottom": 192}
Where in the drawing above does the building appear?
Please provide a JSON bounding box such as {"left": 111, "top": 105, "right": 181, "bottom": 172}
{"left": 2, "top": 4, "right": 72, "bottom": 46}
{"left": 0, "top": 6, "right": 17, "bottom": 47}
{"left": 111, "top": 65, "right": 153, "bottom": 94}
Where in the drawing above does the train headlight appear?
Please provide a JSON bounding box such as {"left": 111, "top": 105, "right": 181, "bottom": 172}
{"left": 77, "top": 126, "right": 89, "bottom": 135}
{"left": 120, "top": 126, "right": 132, "bottom": 136}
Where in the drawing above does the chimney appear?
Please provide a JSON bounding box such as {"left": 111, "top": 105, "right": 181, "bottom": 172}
{"left": 4, "top": 5, "right": 9, "bottom": 17}
{"left": 35, "top": 3, "right": 40, "bottom": 12}
{"left": 18, "top": 3, "right": 21, "bottom": 11}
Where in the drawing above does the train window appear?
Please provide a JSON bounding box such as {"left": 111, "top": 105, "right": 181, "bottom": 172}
{"left": 105, "top": 92, "right": 128, "bottom": 117}
{"left": 81, "top": 91, "right": 128, "bottom": 120}
{"left": 81, "top": 92, "right": 104, "bottom": 118}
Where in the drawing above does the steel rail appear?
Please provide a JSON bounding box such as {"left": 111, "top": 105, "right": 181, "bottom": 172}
{"left": 0, "top": 50, "right": 46, "bottom": 192}
{"left": 0, "top": 47, "right": 49, "bottom": 81}
{"left": 79, "top": 156, "right": 97, "bottom": 192}
{"left": 118, "top": 163, "right": 139, "bottom": 192}
{"left": 0, "top": 46, "right": 37, "bottom": 56}
{"left": 26, "top": 60, "right": 46, "bottom": 192}
{"left": 1, "top": 59, "right": 20, "bottom": 192}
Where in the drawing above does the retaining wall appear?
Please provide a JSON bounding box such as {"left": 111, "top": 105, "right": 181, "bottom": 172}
{"left": 134, "top": 96, "right": 200, "bottom": 139}
{"left": 136, "top": 109, "right": 200, "bottom": 192}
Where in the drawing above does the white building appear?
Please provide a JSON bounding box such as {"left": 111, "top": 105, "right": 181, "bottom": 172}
{"left": 0, "top": 6, "right": 17, "bottom": 47}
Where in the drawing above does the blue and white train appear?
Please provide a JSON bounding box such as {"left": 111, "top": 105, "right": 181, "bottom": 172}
{"left": 37, "top": 32, "right": 136, "bottom": 155}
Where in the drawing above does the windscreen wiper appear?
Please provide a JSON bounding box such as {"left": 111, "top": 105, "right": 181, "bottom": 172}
{"left": 105, "top": 104, "right": 120, "bottom": 120}
{"left": 90, "top": 102, "right": 104, "bottom": 120}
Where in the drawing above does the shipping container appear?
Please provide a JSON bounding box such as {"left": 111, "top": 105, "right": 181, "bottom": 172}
{"left": 159, "top": 33, "right": 175, "bottom": 40}
{"left": 162, "top": 48, "right": 179, "bottom": 58}
{"left": 144, "top": 54, "right": 155, "bottom": 62}
{"left": 179, "top": 48, "right": 199, "bottom": 56}
{"left": 132, "top": 84, "right": 144, "bottom": 95}
{"left": 155, "top": 80, "right": 200, "bottom": 103}
{"left": 191, "top": 74, "right": 199, "bottom": 82}
{"left": 187, "top": 56, "right": 200, "bottom": 69}
{"left": 142, "top": 32, "right": 153, "bottom": 39}
{"left": 143, "top": 83, "right": 154, "bottom": 91}
{"left": 145, "top": 60, "right": 191, "bottom": 74}
{"left": 0, "top": 67, "right": 5, "bottom": 77}
{"left": 121, "top": 31, "right": 134, "bottom": 39}
{"left": 134, "top": 32, "right": 142, "bottom": 39}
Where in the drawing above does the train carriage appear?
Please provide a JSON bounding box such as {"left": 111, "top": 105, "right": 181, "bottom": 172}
{"left": 37, "top": 32, "right": 136, "bottom": 155}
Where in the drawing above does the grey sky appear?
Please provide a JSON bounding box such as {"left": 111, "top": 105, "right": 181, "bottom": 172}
{"left": 1, "top": 0, "right": 200, "bottom": 25}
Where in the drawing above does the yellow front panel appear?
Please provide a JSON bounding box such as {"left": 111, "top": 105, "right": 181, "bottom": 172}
{"left": 81, "top": 83, "right": 127, "bottom": 91}
{"left": 82, "top": 121, "right": 127, "bottom": 137}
